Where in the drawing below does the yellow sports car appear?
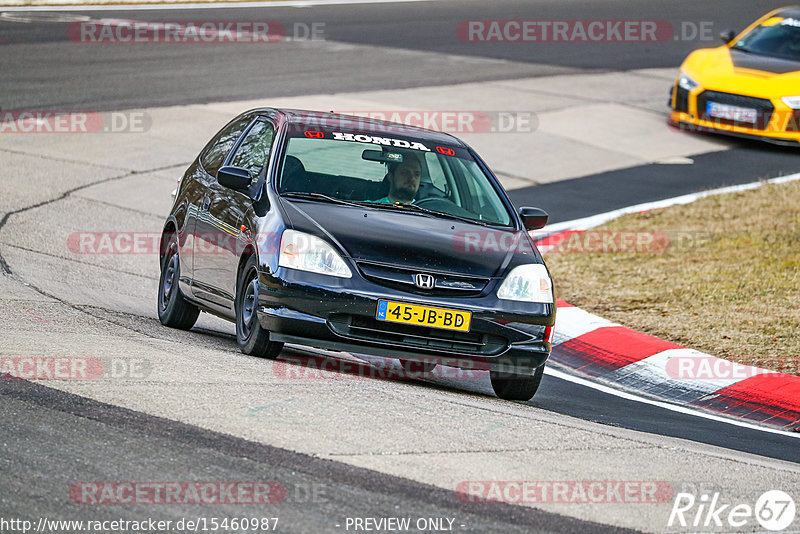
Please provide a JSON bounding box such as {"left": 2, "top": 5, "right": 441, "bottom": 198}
{"left": 670, "top": 7, "right": 800, "bottom": 145}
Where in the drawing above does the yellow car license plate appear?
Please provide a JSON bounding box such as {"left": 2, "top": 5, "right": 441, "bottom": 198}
{"left": 376, "top": 300, "right": 471, "bottom": 332}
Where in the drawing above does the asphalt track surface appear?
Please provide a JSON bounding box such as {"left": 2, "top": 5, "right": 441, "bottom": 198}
{"left": 511, "top": 141, "right": 800, "bottom": 224}
{"left": 0, "top": 0, "right": 793, "bottom": 110}
{"left": 1, "top": 379, "right": 629, "bottom": 534}
{"left": 1, "top": 0, "right": 800, "bottom": 532}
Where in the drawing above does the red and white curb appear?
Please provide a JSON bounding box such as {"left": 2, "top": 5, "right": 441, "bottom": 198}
{"left": 538, "top": 173, "right": 800, "bottom": 434}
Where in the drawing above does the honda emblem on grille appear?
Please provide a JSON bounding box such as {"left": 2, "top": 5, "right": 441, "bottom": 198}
{"left": 414, "top": 273, "right": 435, "bottom": 289}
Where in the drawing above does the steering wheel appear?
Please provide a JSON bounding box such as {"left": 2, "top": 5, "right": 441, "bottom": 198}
{"left": 413, "top": 197, "right": 475, "bottom": 219}
{"left": 413, "top": 197, "right": 446, "bottom": 207}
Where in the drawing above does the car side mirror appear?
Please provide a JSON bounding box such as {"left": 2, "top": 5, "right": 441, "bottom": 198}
{"left": 217, "top": 166, "right": 252, "bottom": 194}
{"left": 720, "top": 29, "right": 736, "bottom": 44}
{"left": 519, "top": 207, "right": 548, "bottom": 230}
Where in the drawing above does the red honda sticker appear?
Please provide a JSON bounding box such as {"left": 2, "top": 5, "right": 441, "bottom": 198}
{"left": 436, "top": 146, "right": 456, "bottom": 156}
{"left": 304, "top": 131, "right": 324, "bottom": 138}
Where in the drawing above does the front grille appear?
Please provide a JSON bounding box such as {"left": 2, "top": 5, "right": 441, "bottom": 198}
{"left": 328, "top": 314, "right": 508, "bottom": 355}
{"left": 674, "top": 84, "right": 690, "bottom": 113}
{"left": 357, "top": 261, "right": 489, "bottom": 297}
{"left": 696, "top": 90, "right": 774, "bottom": 130}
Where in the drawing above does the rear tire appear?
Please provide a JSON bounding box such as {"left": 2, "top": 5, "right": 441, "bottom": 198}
{"left": 158, "top": 234, "right": 200, "bottom": 330}
{"left": 490, "top": 364, "right": 544, "bottom": 401}
{"left": 236, "top": 255, "right": 283, "bottom": 359}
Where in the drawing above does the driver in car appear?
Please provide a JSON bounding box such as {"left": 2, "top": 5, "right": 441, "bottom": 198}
{"left": 372, "top": 157, "right": 421, "bottom": 204}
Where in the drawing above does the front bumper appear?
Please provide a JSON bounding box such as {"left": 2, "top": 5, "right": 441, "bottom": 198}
{"left": 668, "top": 114, "right": 800, "bottom": 146}
{"left": 669, "top": 84, "right": 800, "bottom": 146}
{"left": 256, "top": 267, "right": 555, "bottom": 375}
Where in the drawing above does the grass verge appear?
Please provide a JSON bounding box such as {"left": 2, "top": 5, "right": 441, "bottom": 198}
{"left": 545, "top": 179, "right": 800, "bottom": 376}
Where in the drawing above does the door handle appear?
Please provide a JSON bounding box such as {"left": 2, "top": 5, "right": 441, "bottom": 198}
{"left": 201, "top": 195, "right": 211, "bottom": 211}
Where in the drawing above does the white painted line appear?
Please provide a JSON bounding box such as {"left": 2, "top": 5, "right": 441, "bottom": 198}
{"left": 0, "top": 11, "right": 90, "bottom": 21}
{"left": 544, "top": 365, "right": 800, "bottom": 439}
{"left": 0, "top": 0, "right": 429, "bottom": 12}
{"left": 290, "top": 343, "right": 798, "bottom": 437}
{"left": 542, "top": 172, "right": 800, "bottom": 235}
{"left": 539, "top": 171, "right": 800, "bottom": 436}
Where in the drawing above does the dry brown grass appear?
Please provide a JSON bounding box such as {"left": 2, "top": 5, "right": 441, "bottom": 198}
{"left": 545, "top": 179, "right": 800, "bottom": 375}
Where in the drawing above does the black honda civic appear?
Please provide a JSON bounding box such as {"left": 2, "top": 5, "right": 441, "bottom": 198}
{"left": 158, "top": 108, "right": 556, "bottom": 400}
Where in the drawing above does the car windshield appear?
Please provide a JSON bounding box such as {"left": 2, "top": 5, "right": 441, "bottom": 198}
{"left": 732, "top": 16, "right": 800, "bottom": 61}
{"left": 277, "top": 130, "right": 513, "bottom": 226}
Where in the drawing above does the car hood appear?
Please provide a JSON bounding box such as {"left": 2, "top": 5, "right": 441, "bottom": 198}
{"left": 683, "top": 47, "right": 800, "bottom": 95}
{"left": 281, "top": 200, "right": 539, "bottom": 278}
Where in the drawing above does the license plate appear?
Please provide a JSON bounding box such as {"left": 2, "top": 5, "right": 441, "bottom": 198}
{"left": 376, "top": 300, "right": 471, "bottom": 332}
{"left": 706, "top": 102, "right": 758, "bottom": 123}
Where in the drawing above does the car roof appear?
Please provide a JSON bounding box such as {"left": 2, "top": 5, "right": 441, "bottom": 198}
{"left": 249, "top": 107, "right": 469, "bottom": 148}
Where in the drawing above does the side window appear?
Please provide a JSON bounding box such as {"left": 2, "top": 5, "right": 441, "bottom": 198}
{"left": 448, "top": 158, "right": 509, "bottom": 224}
{"left": 229, "top": 120, "right": 275, "bottom": 179}
{"left": 200, "top": 116, "right": 253, "bottom": 177}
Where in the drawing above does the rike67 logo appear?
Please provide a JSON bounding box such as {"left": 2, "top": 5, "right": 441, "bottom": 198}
{"left": 669, "top": 490, "right": 796, "bottom": 531}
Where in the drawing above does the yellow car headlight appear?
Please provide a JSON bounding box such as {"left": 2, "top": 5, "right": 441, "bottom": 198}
{"left": 678, "top": 72, "right": 699, "bottom": 92}
{"left": 781, "top": 96, "right": 800, "bottom": 109}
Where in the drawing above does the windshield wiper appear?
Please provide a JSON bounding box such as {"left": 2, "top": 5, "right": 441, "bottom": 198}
{"left": 732, "top": 44, "right": 766, "bottom": 56}
{"left": 280, "top": 192, "right": 365, "bottom": 209}
{"left": 735, "top": 45, "right": 797, "bottom": 61}
{"left": 282, "top": 193, "right": 503, "bottom": 227}
{"left": 383, "top": 201, "right": 499, "bottom": 228}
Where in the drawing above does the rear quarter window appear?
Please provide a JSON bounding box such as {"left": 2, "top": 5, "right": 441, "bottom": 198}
{"left": 200, "top": 115, "right": 253, "bottom": 177}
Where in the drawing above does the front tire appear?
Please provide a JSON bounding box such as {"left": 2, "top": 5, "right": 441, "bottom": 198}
{"left": 236, "top": 255, "right": 283, "bottom": 359}
{"left": 490, "top": 364, "right": 544, "bottom": 401}
{"left": 158, "top": 234, "right": 200, "bottom": 330}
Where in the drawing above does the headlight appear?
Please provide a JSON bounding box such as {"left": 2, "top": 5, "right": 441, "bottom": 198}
{"left": 677, "top": 72, "right": 699, "bottom": 92}
{"left": 781, "top": 96, "right": 800, "bottom": 109}
{"left": 278, "top": 229, "right": 352, "bottom": 278}
{"left": 497, "top": 264, "right": 553, "bottom": 303}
